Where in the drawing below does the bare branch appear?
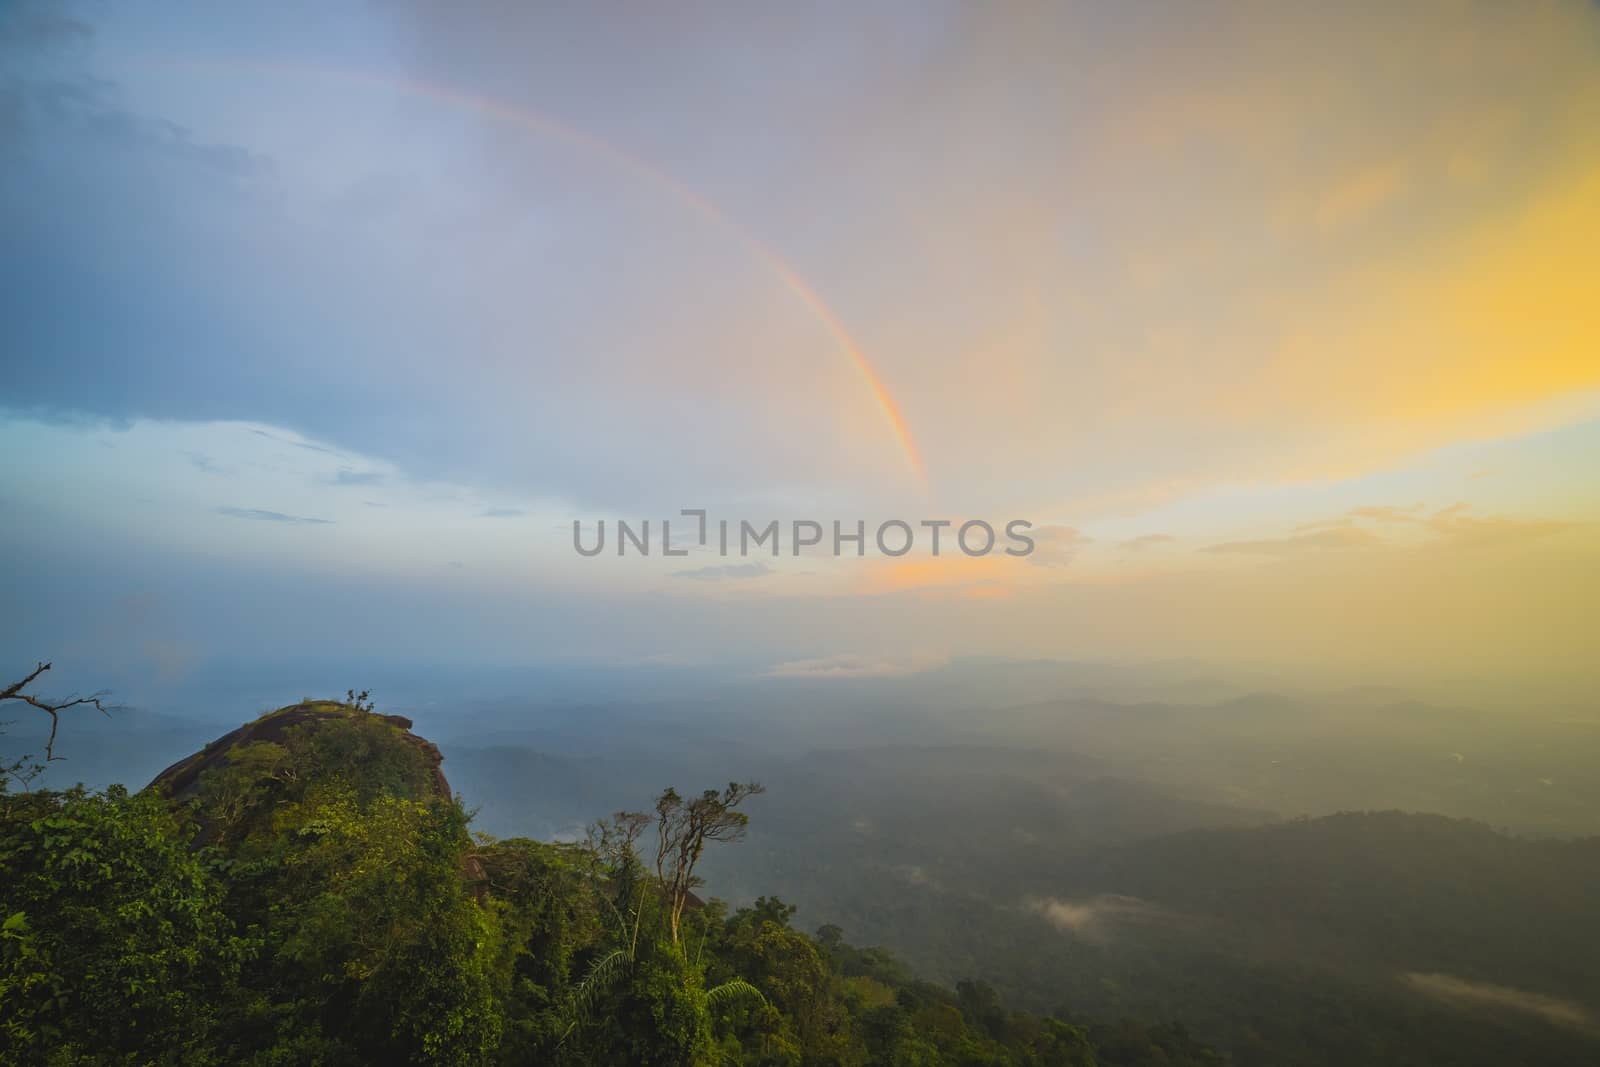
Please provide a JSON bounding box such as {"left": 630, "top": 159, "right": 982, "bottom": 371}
{"left": 0, "top": 661, "right": 53, "bottom": 702}
{"left": 1, "top": 661, "right": 116, "bottom": 762}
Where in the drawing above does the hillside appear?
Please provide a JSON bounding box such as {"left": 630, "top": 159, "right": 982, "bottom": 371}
{"left": 1, "top": 699, "right": 1221, "bottom": 1066}
{"left": 771, "top": 808, "right": 1600, "bottom": 1067}
{"left": 437, "top": 727, "right": 1600, "bottom": 1065}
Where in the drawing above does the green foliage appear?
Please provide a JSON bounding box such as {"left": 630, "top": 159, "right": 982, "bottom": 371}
{"left": 0, "top": 785, "right": 239, "bottom": 1065}
{"left": 477, "top": 836, "right": 602, "bottom": 1059}
{"left": 234, "top": 789, "right": 501, "bottom": 1064}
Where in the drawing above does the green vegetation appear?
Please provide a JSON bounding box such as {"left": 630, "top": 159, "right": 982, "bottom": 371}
{"left": 1, "top": 698, "right": 1220, "bottom": 1065}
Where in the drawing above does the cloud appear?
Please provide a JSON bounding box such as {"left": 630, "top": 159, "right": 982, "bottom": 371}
{"left": 333, "top": 469, "right": 385, "bottom": 487}
{"left": 1401, "top": 972, "right": 1595, "bottom": 1033}
{"left": 249, "top": 429, "right": 338, "bottom": 456}
{"left": 1418, "top": 506, "right": 1581, "bottom": 550}
{"left": 765, "top": 652, "right": 942, "bottom": 679}
{"left": 1027, "top": 525, "right": 1092, "bottom": 567}
{"left": 0, "top": 4, "right": 91, "bottom": 50}
{"left": 480, "top": 507, "right": 525, "bottom": 518}
{"left": 1120, "top": 533, "right": 1175, "bottom": 550}
{"left": 1202, "top": 504, "right": 1579, "bottom": 558}
{"left": 0, "top": 34, "right": 271, "bottom": 179}
{"left": 216, "top": 506, "right": 333, "bottom": 525}
{"left": 891, "top": 864, "right": 942, "bottom": 891}
{"left": 1203, "top": 526, "right": 1381, "bottom": 556}
{"left": 1026, "top": 895, "right": 1167, "bottom": 943}
{"left": 1348, "top": 504, "right": 1424, "bottom": 522}
{"left": 672, "top": 561, "right": 773, "bottom": 582}
{"left": 185, "top": 451, "right": 225, "bottom": 475}
{"left": 856, "top": 556, "right": 1017, "bottom": 598}
{"left": 1312, "top": 160, "right": 1407, "bottom": 233}
{"left": 1340, "top": 502, "right": 1585, "bottom": 549}
{"left": 1292, "top": 517, "right": 1357, "bottom": 533}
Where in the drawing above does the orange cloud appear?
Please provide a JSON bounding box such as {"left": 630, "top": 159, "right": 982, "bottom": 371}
{"left": 855, "top": 554, "right": 1026, "bottom": 598}
{"left": 1312, "top": 160, "right": 1407, "bottom": 232}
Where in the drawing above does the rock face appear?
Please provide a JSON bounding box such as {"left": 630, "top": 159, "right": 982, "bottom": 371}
{"left": 147, "top": 700, "right": 453, "bottom": 802}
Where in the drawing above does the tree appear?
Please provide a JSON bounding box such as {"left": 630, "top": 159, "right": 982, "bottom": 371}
{"left": 957, "top": 978, "right": 1007, "bottom": 1040}
{"left": 651, "top": 782, "right": 764, "bottom": 947}
{"left": 564, "top": 795, "right": 769, "bottom": 1066}
{"left": 717, "top": 900, "right": 838, "bottom": 1063}
{"left": 1035, "top": 1019, "right": 1098, "bottom": 1067}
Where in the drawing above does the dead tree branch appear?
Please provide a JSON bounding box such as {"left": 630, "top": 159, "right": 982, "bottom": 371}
{"left": 1, "top": 661, "right": 114, "bottom": 762}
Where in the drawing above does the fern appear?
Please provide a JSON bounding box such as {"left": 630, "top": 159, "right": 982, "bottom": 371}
{"left": 570, "top": 948, "right": 629, "bottom": 1021}
{"left": 705, "top": 978, "right": 767, "bottom": 1010}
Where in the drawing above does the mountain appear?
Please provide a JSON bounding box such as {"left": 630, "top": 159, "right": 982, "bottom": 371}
{"left": 0, "top": 699, "right": 1222, "bottom": 1066}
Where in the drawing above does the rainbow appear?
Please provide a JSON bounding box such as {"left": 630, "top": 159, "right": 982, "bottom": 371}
{"left": 169, "top": 58, "right": 928, "bottom": 487}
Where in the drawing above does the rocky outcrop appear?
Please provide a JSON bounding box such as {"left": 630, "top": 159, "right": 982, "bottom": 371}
{"left": 147, "top": 700, "right": 453, "bottom": 802}
{"left": 145, "top": 699, "right": 485, "bottom": 890}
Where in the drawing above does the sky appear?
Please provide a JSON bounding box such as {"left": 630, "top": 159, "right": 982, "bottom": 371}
{"left": 3, "top": 1, "right": 1597, "bottom": 700}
